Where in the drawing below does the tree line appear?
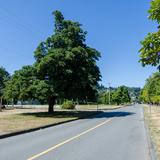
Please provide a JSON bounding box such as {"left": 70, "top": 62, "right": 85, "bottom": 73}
{"left": 139, "top": 72, "right": 160, "bottom": 105}
{"left": 98, "top": 86, "right": 132, "bottom": 105}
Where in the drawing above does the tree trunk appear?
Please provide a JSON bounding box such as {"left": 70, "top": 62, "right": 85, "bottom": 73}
{"left": 0, "top": 97, "right": 2, "bottom": 112}
{"left": 48, "top": 96, "right": 56, "bottom": 113}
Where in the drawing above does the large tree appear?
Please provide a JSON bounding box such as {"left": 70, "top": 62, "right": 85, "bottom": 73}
{"left": 139, "top": 0, "right": 160, "bottom": 70}
{"left": 33, "top": 11, "right": 101, "bottom": 112}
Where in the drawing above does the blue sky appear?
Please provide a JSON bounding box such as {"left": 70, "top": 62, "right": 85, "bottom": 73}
{"left": 0, "top": 0, "right": 157, "bottom": 87}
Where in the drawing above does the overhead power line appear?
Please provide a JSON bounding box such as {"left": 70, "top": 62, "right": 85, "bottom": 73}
{"left": 0, "top": 6, "right": 43, "bottom": 39}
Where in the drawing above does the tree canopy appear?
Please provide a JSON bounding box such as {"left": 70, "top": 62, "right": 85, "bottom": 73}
{"left": 139, "top": 72, "right": 160, "bottom": 104}
{"left": 148, "top": 0, "right": 160, "bottom": 24}
{"left": 4, "top": 66, "right": 49, "bottom": 104}
{"left": 34, "top": 10, "right": 101, "bottom": 112}
{"left": 139, "top": 0, "right": 160, "bottom": 70}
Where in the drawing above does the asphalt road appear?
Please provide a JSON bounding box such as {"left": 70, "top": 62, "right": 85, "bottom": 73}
{"left": 0, "top": 105, "right": 150, "bottom": 160}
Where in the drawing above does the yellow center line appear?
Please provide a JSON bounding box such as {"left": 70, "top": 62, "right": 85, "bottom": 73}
{"left": 27, "top": 117, "right": 114, "bottom": 160}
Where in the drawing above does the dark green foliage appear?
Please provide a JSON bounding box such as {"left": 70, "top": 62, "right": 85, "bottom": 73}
{"left": 34, "top": 10, "right": 101, "bottom": 112}
{"left": 139, "top": 0, "right": 160, "bottom": 70}
{"left": 61, "top": 100, "right": 75, "bottom": 110}
{"left": 97, "top": 84, "right": 107, "bottom": 92}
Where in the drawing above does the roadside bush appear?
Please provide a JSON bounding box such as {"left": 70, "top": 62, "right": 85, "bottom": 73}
{"left": 61, "top": 100, "right": 76, "bottom": 109}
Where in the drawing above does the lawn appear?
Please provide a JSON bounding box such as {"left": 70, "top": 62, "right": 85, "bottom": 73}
{"left": 0, "top": 104, "right": 122, "bottom": 136}
{"left": 143, "top": 105, "right": 160, "bottom": 159}
{"left": 0, "top": 109, "right": 97, "bottom": 135}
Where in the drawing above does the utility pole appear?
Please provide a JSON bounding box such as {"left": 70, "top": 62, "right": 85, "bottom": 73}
{"left": 107, "top": 83, "right": 111, "bottom": 105}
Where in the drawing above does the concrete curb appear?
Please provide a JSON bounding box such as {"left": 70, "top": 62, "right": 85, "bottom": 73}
{"left": 0, "top": 111, "right": 101, "bottom": 139}
{"left": 143, "top": 108, "right": 157, "bottom": 160}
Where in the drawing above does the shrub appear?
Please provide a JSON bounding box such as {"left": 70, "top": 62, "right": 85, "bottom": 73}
{"left": 61, "top": 100, "right": 76, "bottom": 109}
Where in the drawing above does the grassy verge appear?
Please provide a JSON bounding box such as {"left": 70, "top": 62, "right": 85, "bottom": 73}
{"left": 0, "top": 110, "right": 97, "bottom": 135}
{"left": 143, "top": 105, "right": 160, "bottom": 159}
{"left": 0, "top": 104, "right": 122, "bottom": 136}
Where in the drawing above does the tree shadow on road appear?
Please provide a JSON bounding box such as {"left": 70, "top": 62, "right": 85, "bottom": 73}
{"left": 21, "top": 111, "right": 98, "bottom": 118}
{"left": 21, "top": 110, "right": 135, "bottom": 119}
{"left": 92, "top": 111, "right": 135, "bottom": 119}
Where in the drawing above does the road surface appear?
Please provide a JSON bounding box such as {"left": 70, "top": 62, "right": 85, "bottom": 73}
{"left": 0, "top": 105, "right": 150, "bottom": 160}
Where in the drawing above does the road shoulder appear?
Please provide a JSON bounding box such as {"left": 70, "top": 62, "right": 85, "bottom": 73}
{"left": 143, "top": 105, "right": 157, "bottom": 160}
